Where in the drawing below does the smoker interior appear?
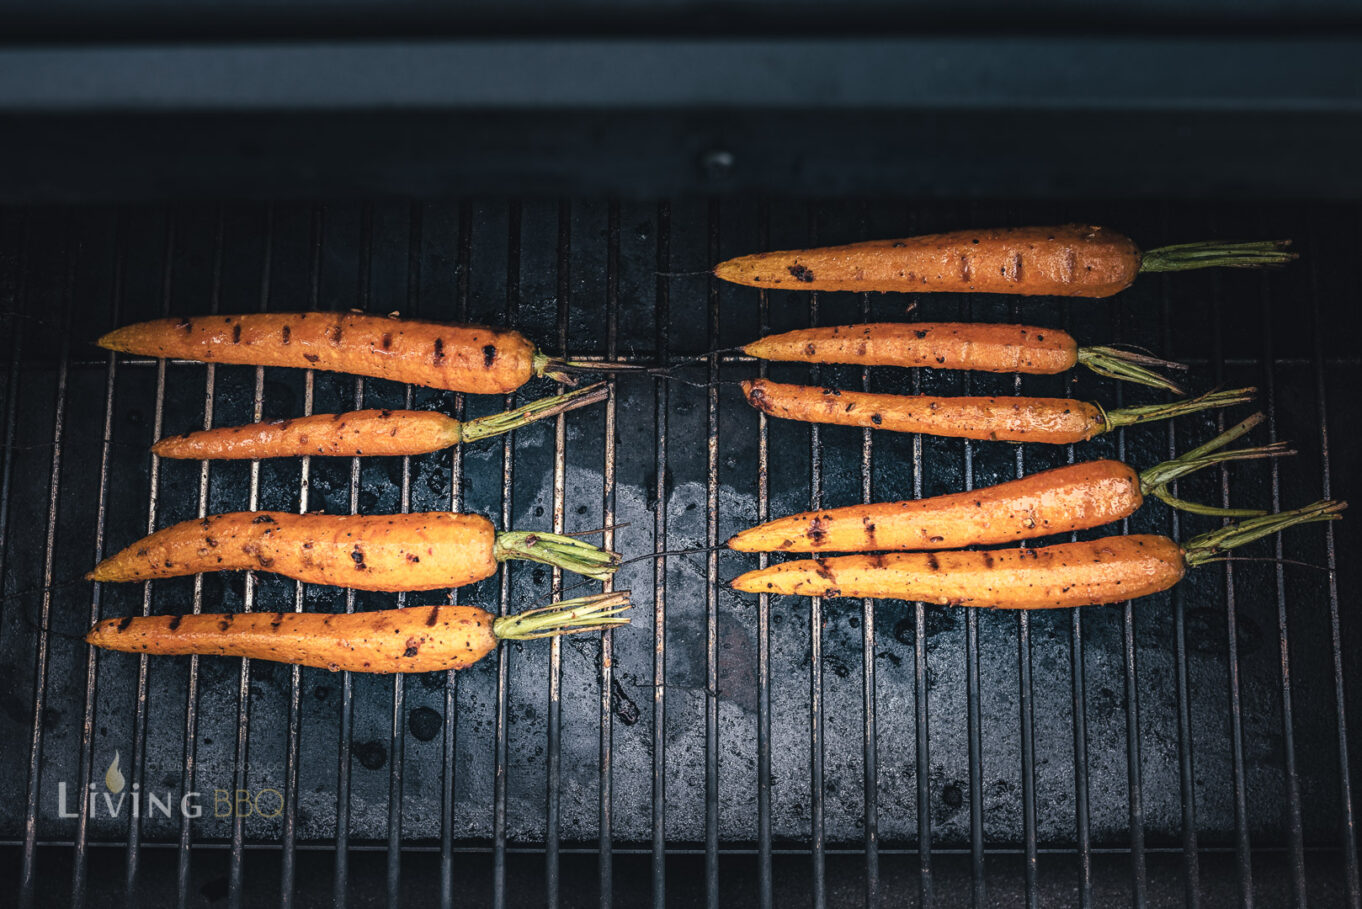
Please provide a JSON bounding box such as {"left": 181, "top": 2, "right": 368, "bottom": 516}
{"left": 0, "top": 198, "right": 1359, "bottom": 907}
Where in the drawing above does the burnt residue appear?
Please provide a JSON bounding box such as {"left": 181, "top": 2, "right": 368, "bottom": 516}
{"left": 611, "top": 677, "right": 641, "bottom": 726}
{"left": 482, "top": 344, "right": 497, "bottom": 368}
{"left": 433, "top": 337, "right": 445, "bottom": 363}
{"left": 350, "top": 546, "right": 366, "bottom": 570}
{"left": 402, "top": 638, "right": 421, "bottom": 658}
{"left": 231, "top": 324, "right": 242, "bottom": 343}
{"left": 745, "top": 383, "right": 773, "bottom": 414}
{"left": 167, "top": 615, "right": 183, "bottom": 631}
{"left": 787, "top": 264, "right": 815, "bottom": 283}
{"left": 381, "top": 332, "right": 392, "bottom": 350}
{"left": 807, "top": 517, "right": 828, "bottom": 545}
{"left": 252, "top": 514, "right": 276, "bottom": 524}
{"left": 117, "top": 616, "right": 134, "bottom": 631}
{"left": 303, "top": 353, "right": 320, "bottom": 364}
{"left": 425, "top": 606, "right": 441, "bottom": 626}
{"left": 281, "top": 325, "right": 291, "bottom": 344}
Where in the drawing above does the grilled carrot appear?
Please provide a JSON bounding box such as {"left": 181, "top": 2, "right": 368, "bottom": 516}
{"left": 86, "top": 591, "right": 631, "bottom": 674}
{"left": 729, "top": 414, "right": 1285, "bottom": 553}
{"left": 742, "top": 378, "right": 1253, "bottom": 445}
{"left": 151, "top": 383, "right": 608, "bottom": 460}
{"left": 97, "top": 312, "right": 615, "bottom": 395}
{"left": 730, "top": 501, "right": 1344, "bottom": 608}
{"left": 87, "top": 512, "right": 619, "bottom": 591}
{"left": 713, "top": 225, "right": 1296, "bottom": 298}
{"left": 744, "top": 322, "right": 1184, "bottom": 392}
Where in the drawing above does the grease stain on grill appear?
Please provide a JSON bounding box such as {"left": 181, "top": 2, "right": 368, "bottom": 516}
{"left": 408, "top": 706, "right": 442, "bottom": 741}
{"left": 353, "top": 740, "right": 387, "bottom": 770}
{"left": 611, "top": 677, "right": 641, "bottom": 726}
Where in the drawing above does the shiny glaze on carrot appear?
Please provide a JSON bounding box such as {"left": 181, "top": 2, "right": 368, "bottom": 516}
{"left": 742, "top": 378, "right": 1106, "bottom": 444}
{"left": 730, "top": 535, "right": 1187, "bottom": 608}
{"left": 728, "top": 460, "right": 1142, "bottom": 553}
{"left": 98, "top": 312, "right": 537, "bottom": 394}
{"left": 88, "top": 511, "right": 498, "bottom": 592}
{"left": 744, "top": 322, "right": 1077, "bottom": 374}
{"left": 714, "top": 225, "right": 1140, "bottom": 297}
{"left": 87, "top": 606, "right": 500, "bottom": 673}
{"left": 152, "top": 409, "right": 462, "bottom": 459}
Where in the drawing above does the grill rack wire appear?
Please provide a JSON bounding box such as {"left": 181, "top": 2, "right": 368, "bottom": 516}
{"left": 0, "top": 199, "right": 1358, "bottom": 907}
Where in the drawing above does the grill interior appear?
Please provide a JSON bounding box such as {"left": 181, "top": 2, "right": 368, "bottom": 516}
{"left": 0, "top": 198, "right": 1359, "bottom": 907}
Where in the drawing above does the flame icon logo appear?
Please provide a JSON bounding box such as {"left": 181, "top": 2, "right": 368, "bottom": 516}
{"left": 104, "top": 751, "right": 125, "bottom": 794}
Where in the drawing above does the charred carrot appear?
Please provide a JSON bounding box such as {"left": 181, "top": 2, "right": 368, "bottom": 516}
{"left": 151, "top": 383, "right": 608, "bottom": 460}
{"left": 87, "top": 512, "right": 619, "bottom": 591}
{"left": 86, "top": 591, "right": 631, "bottom": 674}
{"left": 729, "top": 414, "right": 1285, "bottom": 553}
{"left": 742, "top": 378, "right": 1253, "bottom": 445}
{"left": 97, "top": 312, "right": 620, "bottom": 395}
{"left": 730, "top": 501, "right": 1344, "bottom": 608}
{"left": 743, "top": 322, "right": 1184, "bottom": 393}
{"left": 713, "top": 225, "right": 1296, "bottom": 298}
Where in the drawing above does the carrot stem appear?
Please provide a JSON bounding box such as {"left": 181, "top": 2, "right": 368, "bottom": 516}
{"left": 534, "top": 351, "right": 652, "bottom": 385}
{"left": 493, "top": 591, "right": 632, "bottom": 641}
{"left": 493, "top": 531, "right": 621, "bottom": 580}
{"left": 458, "top": 383, "right": 609, "bottom": 443}
{"left": 1182, "top": 499, "right": 1346, "bottom": 567}
{"left": 1101, "top": 386, "right": 1256, "bottom": 433}
{"left": 1077, "top": 345, "right": 1187, "bottom": 394}
{"left": 1139, "top": 239, "right": 1297, "bottom": 273}
{"left": 1136, "top": 413, "right": 1294, "bottom": 516}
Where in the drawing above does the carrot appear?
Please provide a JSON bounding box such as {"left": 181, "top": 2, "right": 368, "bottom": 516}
{"left": 86, "top": 591, "right": 631, "bottom": 674}
{"left": 743, "top": 322, "right": 1184, "bottom": 392}
{"left": 729, "top": 414, "right": 1286, "bottom": 553}
{"left": 151, "top": 382, "right": 608, "bottom": 460}
{"left": 742, "top": 378, "right": 1254, "bottom": 445}
{"left": 713, "top": 225, "right": 1296, "bottom": 298}
{"left": 87, "top": 512, "right": 619, "bottom": 591}
{"left": 97, "top": 312, "right": 617, "bottom": 395}
{"left": 730, "top": 501, "right": 1344, "bottom": 608}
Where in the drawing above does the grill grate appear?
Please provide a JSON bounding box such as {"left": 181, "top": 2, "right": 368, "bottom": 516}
{"left": 0, "top": 200, "right": 1358, "bottom": 907}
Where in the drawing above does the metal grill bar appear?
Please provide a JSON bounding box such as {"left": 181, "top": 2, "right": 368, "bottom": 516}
{"left": 490, "top": 200, "right": 521, "bottom": 909}
{"left": 704, "top": 200, "right": 721, "bottom": 909}
{"left": 177, "top": 208, "right": 225, "bottom": 909}
{"left": 1012, "top": 294, "right": 1039, "bottom": 909}
{"left": 651, "top": 200, "right": 669, "bottom": 909}
{"left": 126, "top": 215, "right": 176, "bottom": 903}
{"left": 961, "top": 297, "right": 986, "bottom": 908}
{"left": 20, "top": 225, "right": 72, "bottom": 908}
{"left": 597, "top": 200, "right": 621, "bottom": 909}
{"left": 755, "top": 204, "right": 773, "bottom": 909}
{"left": 1308, "top": 222, "right": 1361, "bottom": 907}
{"left": 545, "top": 199, "right": 570, "bottom": 909}
{"left": 73, "top": 214, "right": 122, "bottom": 909}
{"left": 857, "top": 206, "right": 880, "bottom": 909}
{"left": 807, "top": 208, "right": 826, "bottom": 909}
{"left": 439, "top": 202, "right": 472, "bottom": 909}
{"left": 333, "top": 202, "right": 374, "bottom": 908}
{"left": 280, "top": 201, "right": 325, "bottom": 909}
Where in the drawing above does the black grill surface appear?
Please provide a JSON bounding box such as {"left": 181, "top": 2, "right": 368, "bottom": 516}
{"left": 0, "top": 199, "right": 1359, "bottom": 907}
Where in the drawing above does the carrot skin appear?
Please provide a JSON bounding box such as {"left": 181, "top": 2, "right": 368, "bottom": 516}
{"left": 152, "top": 409, "right": 462, "bottom": 459}
{"left": 730, "top": 535, "right": 1187, "bottom": 608}
{"left": 88, "top": 512, "right": 498, "bottom": 592}
{"left": 714, "top": 225, "right": 1140, "bottom": 298}
{"left": 743, "top": 322, "right": 1078, "bottom": 374}
{"left": 728, "top": 459, "right": 1143, "bottom": 553}
{"left": 742, "top": 378, "right": 1105, "bottom": 444}
{"left": 86, "top": 606, "right": 499, "bottom": 673}
{"left": 97, "top": 313, "right": 537, "bottom": 395}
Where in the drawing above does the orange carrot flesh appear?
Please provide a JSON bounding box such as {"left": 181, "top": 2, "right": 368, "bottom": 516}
{"left": 86, "top": 606, "right": 500, "bottom": 673}
{"left": 88, "top": 512, "right": 498, "bottom": 592}
{"left": 742, "top": 378, "right": 1105, "bottom": 444}
{"left": 728, "top": 459, "right": 1143, "bottom": 553}
{"left": 730, "top": 535, "right": 1187, "bottom": 608}
{"left": 714, "top": 225, "right": 1140, "bottom": 297}
{"left": 152, "top": 409, "right": 462, "bottom": 459}
{"left": 744, "top": 322, "right": 1078, "bottom": 374}
{"left": 97, "top": 313, "right": 540, "bottom": 395}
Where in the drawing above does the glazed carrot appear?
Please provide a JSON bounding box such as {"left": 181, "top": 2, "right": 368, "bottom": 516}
{"left": 88, "top": 512, "right": 619, "bottom": 591}
{"left": 151, "top": 383, "right": 608, "bottom": 460}
{"left": 713, "top": 225, "right": 1296, "bottom": 298}
{"left": 729, "top": 414, "right": 1286, "bottom": 553}
{"left": 97, "top": 312, "right": 614, "bottom": 395}
{"left": 87, "top": 591, "right": 631, "bottom": 674}
{"left": 730, "top": 501, "right": 1344, "bottom": 608}
{"left": 744, "top": 322, "right": 1184, "bottom": 392}
{"left": 742, "top": 378, "right": 1253, "bottom": 445}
